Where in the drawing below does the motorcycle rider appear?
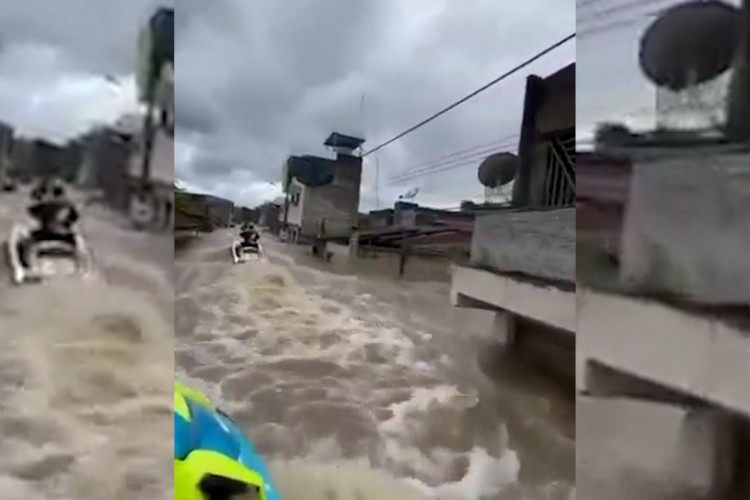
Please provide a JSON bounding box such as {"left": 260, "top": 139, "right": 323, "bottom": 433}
{"left": 30, "top": 177, "right": 52, "bottom": 201}
{"left": 239, "top": 223, "right": 260, "bottom": 249}
{"left": 174, "top": 381, "right": 280, "bottom": 500}
{"left": 27, "top": 180, "right": 79, "bottom": 245}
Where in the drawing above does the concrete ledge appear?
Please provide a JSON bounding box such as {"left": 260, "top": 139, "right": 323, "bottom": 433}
{"left": 578, "top": 287, "right": 750, "bottom": 416}
{"left": 450, "top": 264, "right": 575, "bottom": 332}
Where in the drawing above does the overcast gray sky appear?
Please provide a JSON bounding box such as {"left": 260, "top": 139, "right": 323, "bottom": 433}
{"left": 0, "top": 0, "right": 172, "bottom": 143}
{"left": 176, "top": 0, "right": 575, "bottom": 209}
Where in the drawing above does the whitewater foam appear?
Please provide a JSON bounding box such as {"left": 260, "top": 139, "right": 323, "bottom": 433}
{"left": 176, "top": 235, "right": 572, "bottom": 499}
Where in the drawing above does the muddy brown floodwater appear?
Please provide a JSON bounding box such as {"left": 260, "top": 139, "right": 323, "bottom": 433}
{"left": 175, "top": 230, "right": 574, "bottom": 500}
{"left": 0, "top": 189, "right": 173, "bottom": 500}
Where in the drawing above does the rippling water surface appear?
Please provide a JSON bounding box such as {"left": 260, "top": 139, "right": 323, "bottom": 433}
{"left": 0, "top": 191, "right": 173, "bottom": 500}
{"left": 176, "top": 231, "right": 574, "bottom": 500}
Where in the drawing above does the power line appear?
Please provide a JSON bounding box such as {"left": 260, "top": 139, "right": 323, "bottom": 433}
{"left": 388, "top": 140, "right": 517, "bottom": 184}
{"left": 387, "top": 141, "right": 518, "bottom": 184}
{"left": 361, "top": 32, "right": 575, "bottom": 158}
{"left": 399, "top": 134, "right": 518, "bottom": 171}
{"left": 578, "top": 0, "right": 673, "bottom": 24}
{"left": 578, "top": 8, "right": 662, "bottom": 38}
{"left": 386, "top": 132, "right": 519, "bottom": 180}
{"left": 577, "top": 0, "right": 678, "bottom": 39}
{"left": 389, "top": 158, "right": 481, "bottom": 184}
{"left": 577, "top": 0, "right": 606, "bottom": 7}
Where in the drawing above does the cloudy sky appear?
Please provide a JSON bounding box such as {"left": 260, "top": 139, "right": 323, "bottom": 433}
{"left": 177, "top": 0, "right": 576, "bottom": 209}
{"left": 0, "top": 0, "right": 172, "bottom": 144}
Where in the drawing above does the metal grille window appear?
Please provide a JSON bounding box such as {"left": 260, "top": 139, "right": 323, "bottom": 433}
{"left": 543, "top": 128, "right": 575, "bottom": 207}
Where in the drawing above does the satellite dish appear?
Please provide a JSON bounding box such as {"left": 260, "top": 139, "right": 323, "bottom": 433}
{"left": 477, "top": 152, "right": 518, "bottom": 188}
{"left": 638, "top": 0, "right": 742, "bottom": 91}
{"left": 401, "top": 187, "right": 419, "bottom": 200}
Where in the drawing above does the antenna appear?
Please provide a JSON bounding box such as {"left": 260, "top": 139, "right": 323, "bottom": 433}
{"left": 357, "top": 93, "right": 366, "bottom": 154}
{"left": 375, "top": 153, "right": 380, "bottom": 209}
{"left": 359, "top": 93, "right": 366, "bottom": 131}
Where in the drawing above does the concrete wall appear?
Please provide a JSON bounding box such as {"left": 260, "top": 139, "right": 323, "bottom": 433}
{"left": 127, "top": 126, "right": 173, "bottom": 185}
{"left": 298, "top": 184, "right": 358, "bottom": 238}
{"left": 260, "top": 203, "right": 281, "bottom": 233}
{"left": 204, "top": 195, "right": 233, "bottom": 227}
{"left": 536, "top": 63, "right": 575, "bottom": 136}
{"left": 330, "top": 243, "right": 454, "bottom": 282}
{"left": 289, "top": 154, "right": 362, "bottom": 239}
{"left": 470, "top": 208, "right": 575, "bottom": 282}
{"left": 285, "top": 180, "right": 304, "bottom": 227}
{"left": 619, "top": 148, "right": 750, "bottom": 305}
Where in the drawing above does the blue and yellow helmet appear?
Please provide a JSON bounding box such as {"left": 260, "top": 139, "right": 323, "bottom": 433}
{"left": 174, "top": 381, "right": 281, "bottom": 500}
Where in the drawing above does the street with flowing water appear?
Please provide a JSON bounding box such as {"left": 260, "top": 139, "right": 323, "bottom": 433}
{"left": 0, "top": 188, "right": 173, "bottom": 500}
{"left": 176, "top": 230, "right": 574, "bottom": 500}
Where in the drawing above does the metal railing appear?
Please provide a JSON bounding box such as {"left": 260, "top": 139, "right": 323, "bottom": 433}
{"left": 543, "top": 129, "right": 575, "bottom": 207}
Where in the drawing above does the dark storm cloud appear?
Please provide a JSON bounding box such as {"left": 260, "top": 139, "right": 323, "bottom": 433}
{"left": 176, "top": 0, "right": 575, "bottom": 207}
{"left": 0, "top": 0, "right": 174, "bottom": 140}
{"left": 0, "top": 0, "right": 174, "bottom": 74}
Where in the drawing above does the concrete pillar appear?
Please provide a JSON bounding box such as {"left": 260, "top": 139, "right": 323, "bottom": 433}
{"left": 493, "top": 311, "right": 516, "bottom": 346}
{"left": 577, "top": 396, "right": 736, "bottom": 500}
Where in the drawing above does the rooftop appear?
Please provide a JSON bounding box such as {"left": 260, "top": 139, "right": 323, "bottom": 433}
{"left": 324, "top": 132, "right": 365, "bottom": 150}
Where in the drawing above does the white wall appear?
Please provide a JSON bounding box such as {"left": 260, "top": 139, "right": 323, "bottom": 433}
{"left": 285, "top": 179, "right": 305, "bottom": 226}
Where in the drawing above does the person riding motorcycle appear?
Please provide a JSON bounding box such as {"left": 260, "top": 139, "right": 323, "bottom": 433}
{"left": 31, "top": 178, "right": 53, "bottom": 201}
{"left": 174, "top": 381, "right": 280, "bottom": 500}
{"left": 27, "top": 181, "right": 79, "bottom": 245}
{"left": 239, "top": 224, "right": 259, "bottom": 249}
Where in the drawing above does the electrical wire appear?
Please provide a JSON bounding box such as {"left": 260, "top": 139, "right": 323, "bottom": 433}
{"left": 361, "top": 32, "right": 575, "bottom": 158}
{"left": 578, "top": 8, "right": 663, "bottom": 38}
{"left": 577, "top": 0, "right": 607, "bottom": 8}
{"left": 578, "top": 0, "right": 674, "bottom": 24}
{"left": 390, "top": 133, "right": 519, "bottom": 174}
{"left": 388, "top": 152, "right": 514, "bottom": 184}
{"left": 386, "top": 133, "right": 519, "bottom": 182}
{"left": 388, "top": 140, "right": 518, "bottom": 184}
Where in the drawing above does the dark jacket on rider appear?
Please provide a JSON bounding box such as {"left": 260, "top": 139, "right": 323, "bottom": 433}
{"left": 29, "top": 199, "right": 79, "bottom": 234}
{"left": 240, "top": 228, "right": 259, "bottom": 245}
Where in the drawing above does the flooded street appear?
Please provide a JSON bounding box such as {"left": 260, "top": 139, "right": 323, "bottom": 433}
{"left": 175, "top": 230, "right": 574, "bottom": 500}
{"left": 0, "top": 188, "right": 173, "bottom": 500}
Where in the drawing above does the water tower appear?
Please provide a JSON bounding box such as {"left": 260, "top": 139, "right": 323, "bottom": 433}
{"left": 639, "top": 0, "right": 748, "bottom": 139}
{"left": 477, "top": 152, "right": 518, "bottom": 203}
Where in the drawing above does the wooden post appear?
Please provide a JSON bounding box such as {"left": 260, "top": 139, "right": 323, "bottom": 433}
{"left": 313, "top": 219, "right": 327, "bottom": 258}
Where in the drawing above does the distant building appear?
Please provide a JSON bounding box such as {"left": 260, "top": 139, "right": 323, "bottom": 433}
{"left": 175, "top": 192, "right": 233, "bottom": 230}
{"left": 259, "top": 202, "right": 281, "bottom": 234}
{"left": 10, "top": 138, "right": 34, "bottom": 182}
{"left": 78, "top": 125, "right": 135, "bottom": 209}
{"left": 26, "top": 139, "right": 82, "bottom": 182}
{"left": 0, "top": 121, "right": 13, "bottom": 184}
{"left": 281, "top": 132, "right": 365, "bottom": 242}
{"left": 203, "top": 194, "right": 234, "bottom": 227}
